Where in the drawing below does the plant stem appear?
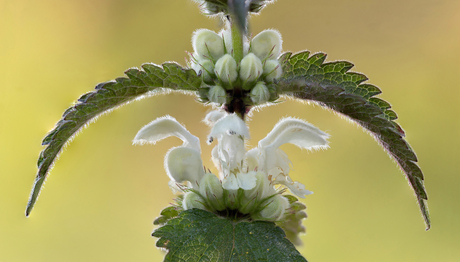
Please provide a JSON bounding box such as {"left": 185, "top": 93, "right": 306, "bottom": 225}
{"left": 227, "top": 15, "right": 246, "bottom": 120}
{"left": 231, "top": 18, "right": 244, "bottom": 64}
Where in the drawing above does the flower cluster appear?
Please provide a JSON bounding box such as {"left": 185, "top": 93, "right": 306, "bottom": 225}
{"left": 189, "top": 27, "right": 283, "bottom": 105}
{"left": 133, "top": 111, "right": 329, "bottom": 236}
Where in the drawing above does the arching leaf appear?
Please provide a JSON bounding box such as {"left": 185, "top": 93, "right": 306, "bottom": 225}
{"left": 276, "top": 51, "right": 430, "bottom": 230}
{"left": 26, "top": 62, "right": 202, "bottom": 216}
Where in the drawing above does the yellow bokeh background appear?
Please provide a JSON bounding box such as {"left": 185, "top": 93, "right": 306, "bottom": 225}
{"left": 1, "top": 0, "right": 459, "bottom": 261}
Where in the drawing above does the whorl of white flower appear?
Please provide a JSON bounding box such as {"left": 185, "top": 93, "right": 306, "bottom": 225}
{"left": 207, "top": 85, "right": 227, "bottom": 104}
{"left": 251, "top": 29, "right": 282, "bottom": 60}
{"left": 132, "top": 115, "right": 200, "bottom": 152}
{"left": 263, "top": 59, "right": 282, "bottom": 82}
{"left": 199, "top": 173, "right": 225, "bottom": 211}
{"left": 183, "top": 191, "right": 207, "bottom": 210}
{"left": 239, "top": 53, "right": 263, "bottom": 82}
{"left": 165, "top": 146, "right": 205, "bottom": 190}
{"left": 192, "top": 29, "right": 224, "bottom": 60}
{"left": 214, "top": 54, "right": 238, "bottom": 84}
{"left": 258, "top": 194, "right": 290, "bottom": 221}
{"left": 250, "top": 82, "right": 270, "bottom": 104}
{"left": 192, "top": 57, "right": 215, "bottom": 83}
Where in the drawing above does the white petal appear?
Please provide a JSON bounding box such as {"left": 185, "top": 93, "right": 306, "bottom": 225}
{"left": 259, "top": 117, "right": 328, "bottom": 149}
{"left": 222, "top": 174, "right": 239, "bottom": 190}
{"left": 243, "top": 148, "right": 263, "bottom": 173}
{"left": 276, "top": 177, "right": 313, "bottom": 198}
{"left": 244, "top": 171, "right": 275, "bottom": 200}
{"left": 133, "top": 116, "right": 201, "bottom": 152}
{"left": 218, "top": 134, "right": 246, "bottom": 172}
{"left": 259, "top": 118, "right": 329, "bottom": 151}
{"left": 209, "top": 113, "right": 250, "bottom": 142}
{"left": 236, "top": 172, "right": 257, "bottom": 190}
{"left": 265, "top": 148, "right": 291, "bottom": 177}
{"left": 164, "top": 147, "right": 204, "bottom": 190}
{"left": 203, "top": 110, "right": 227, "bottom": 126}
{"left": 168, "top": 180, "right": 181, "bottom": 194}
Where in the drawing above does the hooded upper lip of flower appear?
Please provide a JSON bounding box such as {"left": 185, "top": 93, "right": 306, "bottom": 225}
{"left": 132, "top": 111, "right": 329, "bottom": 199}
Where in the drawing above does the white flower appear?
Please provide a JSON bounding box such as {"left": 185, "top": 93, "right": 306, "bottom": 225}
{"left": 245, "top": 117, "right": 329, "bottom": 198}
{"left": 133, "top": 116, "right": 204, "bottom": 190}
{"left": 207, "top": 113, "right": 256, "bottom": 190}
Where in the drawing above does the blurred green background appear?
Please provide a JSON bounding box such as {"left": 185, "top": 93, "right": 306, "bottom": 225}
{"left": 1, "top": 0, "right": 459, "bottom": 261}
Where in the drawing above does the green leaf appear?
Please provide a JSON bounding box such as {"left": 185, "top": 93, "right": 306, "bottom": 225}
{"left": 277, "top": 51, "right": 430, "bottom": 230}
{"left": 26, "top": 62, "right": 202, "bottom": 216}
{"left": 153, "top": 209, "right": 307, "bottom": 262}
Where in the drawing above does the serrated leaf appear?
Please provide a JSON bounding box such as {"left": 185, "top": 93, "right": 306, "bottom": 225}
{"left": 153, "top": 209, "right": 307, "bottom": 262}
{"left": 277, "top": 51, "right": 430, "bottom": 230}
{"left": 26, "top": 62, "right": 202, "bottom": 216}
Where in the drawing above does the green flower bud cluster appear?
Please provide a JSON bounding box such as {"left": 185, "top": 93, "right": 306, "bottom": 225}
{"left": 191, "top": 28, "right": 283, "bottom": 106}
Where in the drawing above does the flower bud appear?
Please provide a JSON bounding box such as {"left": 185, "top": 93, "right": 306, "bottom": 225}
{"left": 250, "top": 82, "right": 270, "bottom": 104}
{"left": 251, "top": 30, "right": 282, "bottom": 60}
{"left": 258, "top": 194, "right": 289, "bottom": 221}
{"left": 207, "top": 85, "right": 227, "bottom": 104}
{"left": 263, "top": 59, "right": 282, "bottom": 82}
{"left": 215, "top": 54, "right": 238, "bottom": 84}
{"left": 192, "top": 58, "right": 215, "bottom": 83}
{"left": 219, "top": 28, "right": 233, "bottom": 54}
{"left": 199, "top": 173, "right": 225, "bottom": 211}
{"left": 183, "top": 191, "right": 207, "bottom": 211}
{"left": 165, "top": 147, "right": 205, "bottom": 190}
{"left": 240, "top": 53, "right": 263, "bottom": 83}
{"left": 192, "top": 29, "right": 224, "bottom": 60}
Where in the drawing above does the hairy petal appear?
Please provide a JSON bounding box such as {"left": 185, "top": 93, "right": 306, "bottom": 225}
{"left": 133, "top": 115, "right": 201, "bottom": 152}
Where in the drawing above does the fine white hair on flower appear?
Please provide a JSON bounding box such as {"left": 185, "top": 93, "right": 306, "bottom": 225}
{"left": 258, "top": 117, "right": 329, "bottom": 150}
{"left": 203, "top": 110, "right": 227, "bottom": 126}
{"left": 132, "top": 115, "right": 201, "bottom": 152}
